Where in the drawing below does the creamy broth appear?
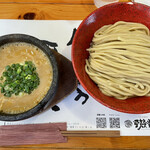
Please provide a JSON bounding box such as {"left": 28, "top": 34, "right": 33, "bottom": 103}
{"left": 0, "top": 42, "right": 53, "bottom": 114}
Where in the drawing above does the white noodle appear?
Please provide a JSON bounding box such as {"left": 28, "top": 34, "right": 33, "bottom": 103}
{"left": 85, "top": 21, "right": 150, "bottom": 100}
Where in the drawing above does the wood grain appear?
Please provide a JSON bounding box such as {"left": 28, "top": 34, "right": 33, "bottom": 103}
{"left": 1, "top": 0, "right": 149, "bottom": 149}
{"left": 2, "top": 136, "right": 150, "bottom": 149}
{"left": 61, "top": 130, "right": 120, "bottom": 137}
{"left": 0, "top": 0, "right": 132, "bottom": 3}
{"left": 0, "top": 123, "right": 67, "bottom": 146}
{"left": 0, "top": 0, "right": 94, "bottom": 3}
{"left": 0, "top": 3, "right": 96, "bottom": 20}
{"left": 0, "top": 0, "right": 131, "bottom": 20}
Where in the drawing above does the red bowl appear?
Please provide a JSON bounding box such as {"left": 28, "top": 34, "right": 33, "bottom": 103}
{"left": 72, "top": 2, "right": 150, "bottom": 114}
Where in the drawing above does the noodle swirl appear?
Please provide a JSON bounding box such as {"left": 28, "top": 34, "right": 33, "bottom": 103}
{"left": 85, "top": 21, "right": 150, "bottom": 100}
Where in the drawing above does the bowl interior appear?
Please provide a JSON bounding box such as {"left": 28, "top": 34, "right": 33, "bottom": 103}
{"left": 0, "top": 34, "right": 58, "bottom": 121}
{"left": 72, "top": 2, "right": 150, "bottom": 114}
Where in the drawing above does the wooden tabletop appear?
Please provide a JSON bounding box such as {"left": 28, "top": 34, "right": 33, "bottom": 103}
{"left": 1, "top": 0, "right": 150, "bottom": 149}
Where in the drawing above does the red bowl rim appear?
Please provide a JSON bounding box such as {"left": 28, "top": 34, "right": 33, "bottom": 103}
{"left": 72, "top": 2, "right": 150, "bottom": 114}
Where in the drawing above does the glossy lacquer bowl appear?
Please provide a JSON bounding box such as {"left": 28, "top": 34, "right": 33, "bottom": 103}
{"left": 72, "top": 2, "right": 150, "bottom": 114}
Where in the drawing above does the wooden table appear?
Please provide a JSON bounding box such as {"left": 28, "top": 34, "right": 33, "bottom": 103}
{"left": 0, "top": 0, "right": 150, "bottom": 149}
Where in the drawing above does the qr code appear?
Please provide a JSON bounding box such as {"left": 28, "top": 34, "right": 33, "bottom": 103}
{"left": 96, "top": 117, "right": 107, "bottom": 128}
{"left": 109, "top": 117, "right": 120, "bottom": 128}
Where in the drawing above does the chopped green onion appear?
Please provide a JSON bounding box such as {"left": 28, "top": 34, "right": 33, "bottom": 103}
{"left": 0, "top": 76, "right": 3, "bottom": 80}
{"left": 5, "top": 65, "right": 10, "bottom": 71}
{"left": 0, "top": 61, "right": 40, "bottom": 97}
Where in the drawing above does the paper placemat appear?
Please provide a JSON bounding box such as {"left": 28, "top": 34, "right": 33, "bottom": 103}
{"left": 0, "top": 19, "right": 150, "bottom": 136}
{"left": 134, "top": 0, "right": 150, "bottom": 6}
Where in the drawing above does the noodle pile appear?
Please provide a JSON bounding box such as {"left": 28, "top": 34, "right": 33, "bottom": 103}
{"left": 85, "top": 21, "right": 150, "bottom": 100}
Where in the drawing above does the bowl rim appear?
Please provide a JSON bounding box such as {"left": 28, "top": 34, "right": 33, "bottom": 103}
{"left": 72, "top": 2, "right": 150, "bottom": 114}
{"left": 0, "top": 33, "right": 59, "bottom": 121}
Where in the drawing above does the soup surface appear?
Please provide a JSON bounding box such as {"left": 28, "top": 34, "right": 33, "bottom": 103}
{"left": 0, "top": 42, "right": 53, "bottom": 114}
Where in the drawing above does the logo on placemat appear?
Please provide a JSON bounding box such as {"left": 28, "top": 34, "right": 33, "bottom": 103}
{"left": 124, "top": 120, "right": 133, "bottom": 128}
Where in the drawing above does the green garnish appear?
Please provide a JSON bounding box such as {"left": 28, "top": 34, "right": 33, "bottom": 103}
{"left": 0, "top": 61, "right": 40, "bottom": 97}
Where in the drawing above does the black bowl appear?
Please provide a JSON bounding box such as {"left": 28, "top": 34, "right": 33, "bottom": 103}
{"left": 0, "top": 34, "right": 58, "bottom": 121}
